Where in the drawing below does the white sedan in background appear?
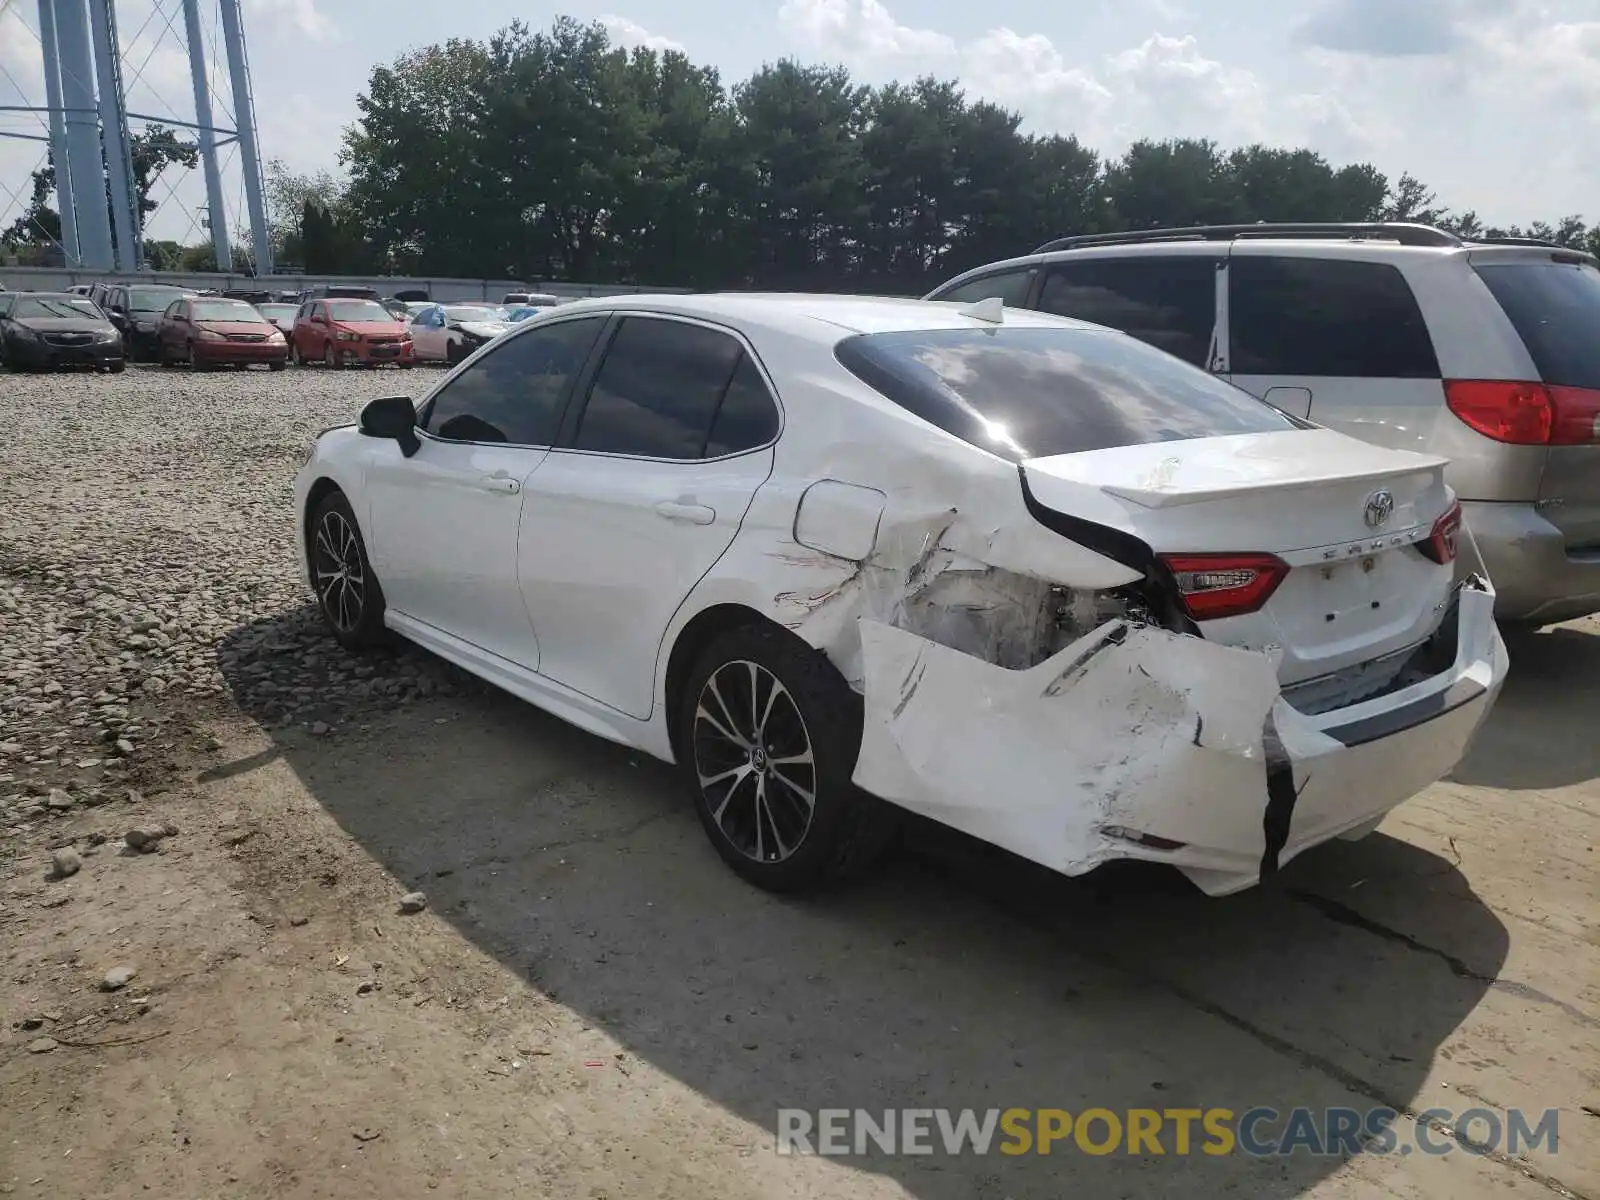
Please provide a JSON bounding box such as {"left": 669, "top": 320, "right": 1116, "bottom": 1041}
{"left": 294, "top": 294, "right": 1505, "bottom": 898}
{"left": 407, "top": 303, "right": 514, "bottom": 364}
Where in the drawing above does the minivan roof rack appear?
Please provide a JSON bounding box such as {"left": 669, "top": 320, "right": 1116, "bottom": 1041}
{"left": 1468, "top": 235, "right": 1566, "bottom": 249}
{"left": 1031, "top": 222, "right": 1462, "bottom": 254}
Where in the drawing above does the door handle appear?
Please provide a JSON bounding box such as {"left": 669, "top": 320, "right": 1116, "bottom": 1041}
{"left": 477, "top": 473, "right": 521, "bottom": 495}
{"left": 654, "top": 500, "right": 715, "bottom": 525}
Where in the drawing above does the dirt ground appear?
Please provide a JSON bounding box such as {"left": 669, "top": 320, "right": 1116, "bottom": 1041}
{"left": 2, "top": 369, "right": 1597, "bottom": 1199}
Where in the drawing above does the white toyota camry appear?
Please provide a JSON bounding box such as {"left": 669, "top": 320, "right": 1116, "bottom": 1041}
{"left": 294, "top": 293, "right": 1507, "bottom": 897}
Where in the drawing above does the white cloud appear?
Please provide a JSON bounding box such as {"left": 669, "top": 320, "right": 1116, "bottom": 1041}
{"left": 776, "top": 0, "right": 1344, "bottom": 154}
{"left": 600, "top": 15, "right": 687, "bottom": 55}
{"left": 242, "top": 0, "right": 339, "bottom": 44}
{"left": 777, "top": 0, "right": 956, "bottom": 60}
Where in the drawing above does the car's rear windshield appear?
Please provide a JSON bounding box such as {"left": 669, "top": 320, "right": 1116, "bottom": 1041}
{"left": 193, "top": 300, "right": 266, "bottom": 322}
{"left": 327, "top": 300, "right": 392, "bottom": 321}
{"left": 833, "top": 325, "right": 1299, "bottom": 462}
{"left": 13, "top": 296, "right": 101, "bottom": 319}
{"left": 1473, "top": 260, "right": 1600, "bottom": 390}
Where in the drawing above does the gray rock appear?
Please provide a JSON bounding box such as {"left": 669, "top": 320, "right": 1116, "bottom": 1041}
{"left": 101, "top": 966, "right": 137, "bottom": 991}
{"left": 398, "top": 891, "right": 428, "bottom": 914}
{"left": 49, "top": 847, "right": 82, "bottom": 879}
{"left": 45, "top": 788, "right": 75, "bottom": 811}
{"left": 26, "top": 1036, "right": 58, "bottom": 1053}
{"left": 125, "top": 822, "right": 178, "bottom": 852}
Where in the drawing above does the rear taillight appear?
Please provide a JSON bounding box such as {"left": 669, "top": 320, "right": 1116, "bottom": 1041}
{"left": 1159, "top": 552, "right": 1288, "bottom": 621}
{"left": 1444, "top": 380, "right": 1600, "bottom": 445}
{"left": 1418, "top": 499, "right": 1462, "bottom": 565}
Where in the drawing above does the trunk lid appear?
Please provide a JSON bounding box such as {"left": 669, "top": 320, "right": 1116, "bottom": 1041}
{"left": 1469, "top": 252, "right": 1600, "bottom": 551}
{"left": 1022, "top": 428, "right": 1455, "bottom": 684}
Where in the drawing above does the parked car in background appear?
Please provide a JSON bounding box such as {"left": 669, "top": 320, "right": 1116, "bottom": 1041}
{"left": 290, "top": 298, "right": 413, "bottom": 369}
{"left": 926, "top": 222, "right": 1600, "bottom": 625}
{"left": 306, "top": 284, "right": 382, "bottom": 303}
{"left": 0, "top": 292, "right": 125, "bottom": 372}
{"left": 407, "top": 303, "right": 513, "bottom": 363}
{"left": 507, "top": 299, "right": 562, "bottom": 322}
{"left": 157, "top": 295, "right": 287, "bottom": 371}
{"left": 295, "top": 293, "right": 1503, "bottom": 898}
{"left": 380, "top": 297, "right": 412, "bottom": 320}
{"left": 501, "top": 291, "right": 560, "bottom": 307}
{"left": 255, "top": 302, "right": 298, "bottom": 338}
{"left": 101, "top": 283, "right": 198, "bottom": 361}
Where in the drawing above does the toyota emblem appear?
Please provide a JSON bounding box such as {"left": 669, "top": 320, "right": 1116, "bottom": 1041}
{"left": 1364, "top": 489, "right": 1395, "bottom": 528}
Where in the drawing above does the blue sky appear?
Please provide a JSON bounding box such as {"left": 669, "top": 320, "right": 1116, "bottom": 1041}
{"left": 2, "top": 0, "right": 1598, "bottom": 248}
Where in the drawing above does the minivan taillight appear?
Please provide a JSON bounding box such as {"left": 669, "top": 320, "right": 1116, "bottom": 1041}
{"left": 1444, "top": 380, "right": 1600, "bottom": 445}
{"left": 1159, "top": 553, "right": 1288, "bottom": 621}
{"left": 1418, "top": 500, "right": 1462, "bottom": 565}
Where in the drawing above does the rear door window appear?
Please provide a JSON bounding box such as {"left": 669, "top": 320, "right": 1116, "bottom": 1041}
{"left": 572, "top": 317, "right": 746, "bottom": 459}
{"left": 1473, "top": 260, "right": 1600, "bottom": 390}
{"left": 1036, "top": 257, "right": 1218, "bottom": 367}
{"left": 1228, "top": 256, "right": 1440, "bottom": 378}
{"left": 929, "top": 268, "right": 1037, "bottom": 307}
{"left": 834, "top": 325, "right": 1296, "bottom": 463}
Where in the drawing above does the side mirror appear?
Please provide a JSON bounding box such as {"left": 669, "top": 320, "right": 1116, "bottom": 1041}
{"left": 359, "top": 395, "right": 420, "bottom": 458}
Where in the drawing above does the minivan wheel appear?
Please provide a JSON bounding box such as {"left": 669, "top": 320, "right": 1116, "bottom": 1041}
{"left": 678, "top": 624, "right": 897, "bottom": 892}
{"left": 309, "top": 491, "right": 389, "bottom": 651}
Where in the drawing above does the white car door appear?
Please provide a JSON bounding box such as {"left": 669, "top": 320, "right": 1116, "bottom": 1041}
{"left": 361, "top": 315, "right": 611, "bottom": 667}
{"left": 516, "top": 315, "right": 779, "bottom": 720}
{"left": 409, "top": 307, "right": 445, "bottom": 360}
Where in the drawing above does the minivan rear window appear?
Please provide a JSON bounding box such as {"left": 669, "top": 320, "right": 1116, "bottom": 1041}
{"left": 834, "top": 326, "right": 1298, "bottom": 463}
{"left": 1473, "top": 261, "right": 1600, "bottom": 390}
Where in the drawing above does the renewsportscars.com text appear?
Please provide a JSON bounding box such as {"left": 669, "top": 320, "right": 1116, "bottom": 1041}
{"left": 775, "top": 1106, "right": 1561, "bottom": 1158}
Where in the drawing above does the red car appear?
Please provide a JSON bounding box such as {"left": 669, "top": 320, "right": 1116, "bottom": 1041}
{"left": 158, "top": 296, "right": 288, "bottom": 370}
{"left": 290, "top": 298, "right": 415, "bottom": 368}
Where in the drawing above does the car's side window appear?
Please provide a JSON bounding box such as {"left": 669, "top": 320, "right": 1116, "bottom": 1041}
{"left": 572, "top": 317, "right": 746, "bottom": 459}
{"left": 704, "top": 354, "right": 781, "bottom": 457}
{"left": 931, "top": 268, "right": 1036, "bottom": 307}
{"left": 1228, "top": 256, "right": 1440, "bottom": 378}
{"left": 1037, "top": 257, "right": 1219, "bottom": 367}
{"left": 420, "top": 316, "right": 607, "bottom": 446}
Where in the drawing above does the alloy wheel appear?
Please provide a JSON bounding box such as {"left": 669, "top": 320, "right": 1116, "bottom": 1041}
{"left": 692, "top": 660, "right": 818, "bottom": 863}
{"left": 312, "top": 509, "right": 365, "bottom": 634}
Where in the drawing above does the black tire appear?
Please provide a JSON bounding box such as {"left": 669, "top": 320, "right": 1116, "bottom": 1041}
{"left": 291, "top": 340, "right": 304, "bottom": 367}
{"left": 324, "top": 342, "right": 340, "bottom": 369}
{"left": 445, "top": 338, "right": 463, "bottom": 366}
{"left": 268, "top": 359, "right": 286, "bottom": 372}
{"left": 678, "top": 623, "right": 898, "bottom": 892}
{"left": 108, "top": 360, "right": 126, "bottom": 374}
{"left": 308, "top": 491, "right": 389, "bottom": 651}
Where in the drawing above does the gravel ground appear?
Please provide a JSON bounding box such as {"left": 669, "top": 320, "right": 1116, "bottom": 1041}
{"left": 0, "top": 363, "right": 475, "bottom": 824}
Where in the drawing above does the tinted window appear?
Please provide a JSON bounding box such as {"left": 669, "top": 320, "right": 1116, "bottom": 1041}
{"left": 705, "top": 354, "right": 781, "bottom": 456}
{"left": 1229, "top": 256, "right": 1439, "bottom": 378}
{"left": 574, "top": 318, "right": 744, "bottom": 458}
{"left": 834, "top": 326, "right": 1296, "bottom": 463}
{"left": 1474, "top": 261, "right": 1600, "bottom": 390}
{"left": 1037, "top": 258, "right": 1218, "bottom": 366}
{"left": 933, "top": 269, "right": 1036, "bottom": 307}
{"left": 424, "top": 317, "right": 606, "bottom": 445}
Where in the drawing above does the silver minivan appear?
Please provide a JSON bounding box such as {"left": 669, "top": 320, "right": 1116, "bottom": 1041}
{"left": 926, "top": 222, "right": 1600, "bottom": 624}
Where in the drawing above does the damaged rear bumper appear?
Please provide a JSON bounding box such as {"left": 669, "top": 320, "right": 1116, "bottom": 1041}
{"left": 851, "top": 578, "right": 1505, "bottom": 896}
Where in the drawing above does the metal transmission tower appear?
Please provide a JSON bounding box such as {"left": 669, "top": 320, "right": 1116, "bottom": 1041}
{"left": 3, "top": 0, "right": 274, "bottom": 274}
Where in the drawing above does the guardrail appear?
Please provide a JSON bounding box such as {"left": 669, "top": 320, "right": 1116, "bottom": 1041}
{"left": 0, "top": 265, "right": 691, "bottom": 301}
